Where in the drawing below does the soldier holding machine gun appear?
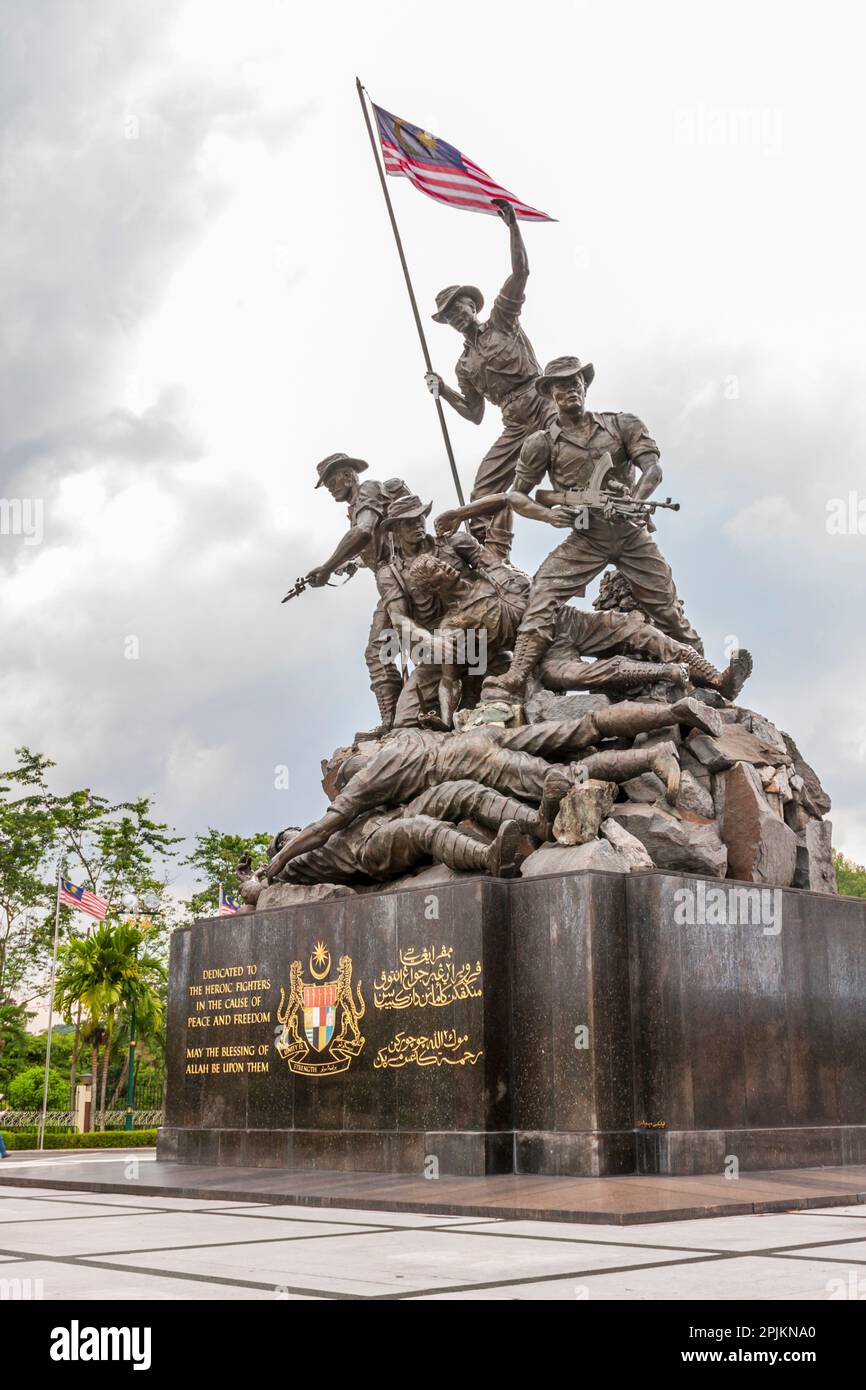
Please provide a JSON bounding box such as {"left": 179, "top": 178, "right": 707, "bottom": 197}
{"left": 435, "top": 356, "right": 704, "bottom": 701}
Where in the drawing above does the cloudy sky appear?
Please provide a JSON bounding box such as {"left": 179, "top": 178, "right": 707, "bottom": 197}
{"left": 2, "top": 0, "right": 865, "bottom": 896}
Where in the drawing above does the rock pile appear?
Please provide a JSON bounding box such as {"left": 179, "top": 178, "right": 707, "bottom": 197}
{"left": 515, "top": 687, "right": 834, "bottom": 892}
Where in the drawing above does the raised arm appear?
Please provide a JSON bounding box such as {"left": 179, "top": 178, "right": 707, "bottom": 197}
{"left": 492, "top": 198, "right": 529, "bottom": 302}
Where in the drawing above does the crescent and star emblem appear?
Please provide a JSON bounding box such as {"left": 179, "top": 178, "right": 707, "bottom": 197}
{"left": 394, "top": 118, "right": 437, "bottom": 158}
{"left": 310, "top": 941, "right": 331, "bottom": 980}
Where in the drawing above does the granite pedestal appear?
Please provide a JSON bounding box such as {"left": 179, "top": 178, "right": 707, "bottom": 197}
{"left": 159, "top": 870, "right": 866, "bottom": 1178}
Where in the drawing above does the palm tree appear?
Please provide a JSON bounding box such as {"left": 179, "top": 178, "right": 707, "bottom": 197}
{"left": 54, "top": 920, "right": 165, "bottom": 1129}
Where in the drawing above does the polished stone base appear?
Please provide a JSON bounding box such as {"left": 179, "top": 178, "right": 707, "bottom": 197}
{"left": 160, "top": 869, "right": 866, "bottom": 1178}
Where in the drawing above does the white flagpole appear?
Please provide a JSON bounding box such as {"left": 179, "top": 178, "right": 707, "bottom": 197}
{"left": 38, "top": 862, "right": 63, "bottom": 1152}
{"left": 218, "top": 884, "right": 223, "bottom": 916}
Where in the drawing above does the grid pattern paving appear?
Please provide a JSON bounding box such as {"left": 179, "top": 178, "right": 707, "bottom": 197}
{"left": 2, "top": 1184, "right": 866, "bottom": 1300}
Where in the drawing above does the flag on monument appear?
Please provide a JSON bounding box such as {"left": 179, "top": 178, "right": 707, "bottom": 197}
{"left": 372, "top": 102, "right": 552, "bottom": 222}
{"left": 219, "top": 891, "right": 240, "bottom": 917}
{"left": 59, "top": 879, "right": 108, "bottom": 920}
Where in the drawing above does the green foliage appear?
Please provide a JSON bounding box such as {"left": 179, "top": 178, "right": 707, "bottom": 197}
{"left": 0, "top": 1001, "right": 32, "bottom": 1093}
{"left": 21, "top": 1025, "right": 75, "bottom": 1073}
{"left": 833, "top": 851, "right": 866, "bottom": 898}
{"left": 0, "top": 749, "right": 60, "bottom": 1004}
{"left": 7, "top": 1064, "right": 67, "bottom": 1110}
{"left": 1, "top": 1128, "right": 157, "bottom": 1150}
{"left": 53, "top": 918, "right": 167, "bottom": 1120}
{"left": 183, "top": 828, "right": 270, "bottom": 920}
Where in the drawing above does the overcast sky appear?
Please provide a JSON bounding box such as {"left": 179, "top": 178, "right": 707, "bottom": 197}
{"left": 2, "top": 0, "right": 865, "bottom": 896}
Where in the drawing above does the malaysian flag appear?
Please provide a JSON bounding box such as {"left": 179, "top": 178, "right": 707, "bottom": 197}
{"left": 372, "top": 103, "right": 552, "bottom": 222}
{"left": 219, "top": 891, "right": 240, "bottom": 917}
{"left": 59, "top": 879, "right": 108, "bottom": 921}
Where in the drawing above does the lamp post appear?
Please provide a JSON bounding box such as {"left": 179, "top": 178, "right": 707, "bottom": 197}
{"left": 124, "top": 995, "right": 136, "bottom": 1133}
{"left": 124, "top": 898, "right": 158, "bottom": 1134}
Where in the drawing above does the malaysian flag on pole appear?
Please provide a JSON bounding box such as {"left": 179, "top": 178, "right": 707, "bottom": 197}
{"left": 219, "top": 888, "right": 240, "bottom": 917}
{"left": 372, "top": 103, "right": 553, "bottom": 222}
{"left": 59, "top": 879, "right": 108, "bottom": 921}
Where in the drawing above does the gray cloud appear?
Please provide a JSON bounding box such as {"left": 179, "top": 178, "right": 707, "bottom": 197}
{"left": 1, "top": 0, "right": 864, "bottom": 884}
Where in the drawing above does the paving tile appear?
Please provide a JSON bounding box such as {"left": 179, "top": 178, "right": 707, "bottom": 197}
{"left": 453, "top": 1210, "right": 866, "bottom": 1252}
{"left": 781, "top": 1240, "right": 866, "bottom": 1264}
{"left": 794, "top": 1205, "right": 866, "bottom": 1219}
{"left": 2, "top": 1159, "right": 866, "bottom": 1225}
{"left": 0, "top": 1196, "right": 165, "bottom": 1223}
{"left": 417, "top": 1255, "right": 861, "bottom": 1301}
{"left": 0, "top": 1211, "right": 378, "bottom": 1257}
{"left": 7, "top": 1194, "right": 273, "bottom": 1212}
{"left": 98, "top": 1227, "right": 690, "bottom": 1297}
{"left": 0, "top": 1259, "right": 307, "bottom": 1301}
{"left": 214, "top": 1203, "right": 493, "bottom": 1229}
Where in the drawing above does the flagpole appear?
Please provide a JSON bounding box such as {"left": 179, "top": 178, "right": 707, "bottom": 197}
{"left": 355, "top": 77, "right": 465, "bottom": 506}
{"left": 38, "top": 862, "right": 63, "bottom": 1152}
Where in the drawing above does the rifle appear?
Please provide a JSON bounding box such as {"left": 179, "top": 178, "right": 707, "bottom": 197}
{"left": 280, "top": 563, "right": 358, "bottom": 604}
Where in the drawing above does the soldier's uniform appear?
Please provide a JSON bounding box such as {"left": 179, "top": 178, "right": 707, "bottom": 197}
{"left": 511, "top": 408, "right": 703, "bottom": 654}
{"left": 326, "top": 723, "right": 593, "bottom": 824}
{"left": 538, "top": 572, "right": 750, "bottom": 698}
{"left": 540, "top": 605, "right": 697, "bottom": 691}
{"left": 451, "top": 287, "right": 557, "bottom": 498}
{"left": 376, "top": 525, "right": 530, "bottom": 727}
{"left": 347, "top": 476, "right": 411, "bottom": 729}
{"left": 280, "top": 780, "right": 539, "bottom": 885}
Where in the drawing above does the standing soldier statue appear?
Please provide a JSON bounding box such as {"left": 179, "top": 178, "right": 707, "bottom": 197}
{"left": 479, "top": 356, "right": 705, "bottom": 700}
{"left": 426, "top": 198, "right": 556, "bottom": 507}
{"left": 298, "top": 453, "right": 410, "bottom": 736}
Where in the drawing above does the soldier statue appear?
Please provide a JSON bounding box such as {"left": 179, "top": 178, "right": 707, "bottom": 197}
{"left": 374, "top": 493, "right": 529, "bottom": 727}
{"left": 475, "top": 356, "right": 705, "bottom": 699}
{"left": 262, "top": 694, "right": 722, "bottom": 883}
{"left": 426, "top": 198, "right": 556, "bottom": 506}
{"left": 538, "top": 570, "right": 753, "bottom": 700}
{"left": 301, "top": 453, "right": 410, "bottom": 736}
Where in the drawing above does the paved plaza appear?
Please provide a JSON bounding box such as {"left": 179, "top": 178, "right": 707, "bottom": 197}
{"left": 2, "top": 1153, "right": 866, "bottom": 1300}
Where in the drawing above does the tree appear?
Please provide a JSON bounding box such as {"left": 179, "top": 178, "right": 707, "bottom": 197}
{"left": 53, "top": 919, "right": 167, "bottom": 1127}
{"left": 183, "top": 828, "right": 270, "bottom": 920}
{"left": 7, "top": 1064, "right": 67, "bottom": 1111}
{"left": 834, "top": 851, "right": 866, "bottom": 898}
{"left": 0, "top": 1001, "right": 32, "bottom": 1094}
{"left": 40, "top": 773, "right": 181, "bottom": 1106}
{"left": 1, "top": 749, "right": 182, "bottom": 1095}
{"left": 0, "top": 749, "right": 60, "bottom": 1010}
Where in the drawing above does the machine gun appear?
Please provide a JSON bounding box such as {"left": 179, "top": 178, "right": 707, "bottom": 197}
{"left": 534, "top": 452, "right": 679, "bottom": 531}
{"left": 280, "top": 562, "right": 358, "bottom": 604}
{"left": 535, "top": 488, "right": 680, "bottom": 527}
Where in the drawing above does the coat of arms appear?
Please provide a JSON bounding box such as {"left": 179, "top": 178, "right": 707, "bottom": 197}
{"left": 275, "top": 942, "right": 366, "bottom": 1076}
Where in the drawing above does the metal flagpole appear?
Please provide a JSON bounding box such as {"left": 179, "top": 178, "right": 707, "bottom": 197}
{"left": 355, "top": 77, "right": 465, "bottom": 506}
{"left": 38, "top": 862, "right": 63, "bottom": 1152}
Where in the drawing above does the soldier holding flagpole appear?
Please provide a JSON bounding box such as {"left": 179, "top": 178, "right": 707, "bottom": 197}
{"left": 356, "top": 83, "right": 554, "bottom": 511}
{"left": 426, "top": 196, "right": 558, "bottom": 507}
